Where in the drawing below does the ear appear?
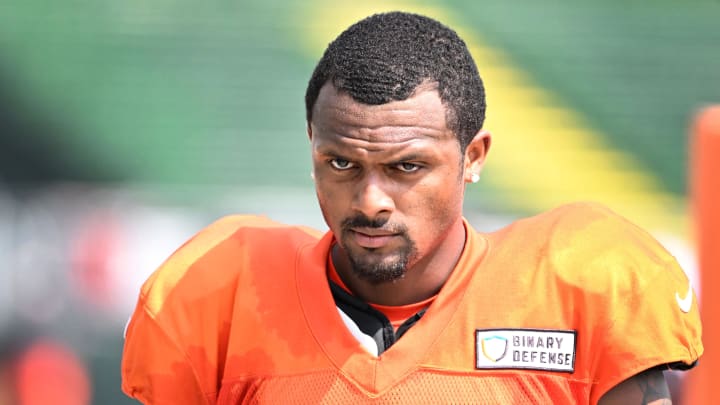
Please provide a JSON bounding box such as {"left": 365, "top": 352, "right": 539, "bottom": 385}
{"left": 307, "top": 122, "right": 313, "bottom": 141}
{"left": 463, "top": 130, "right": 492, "bottom": 183}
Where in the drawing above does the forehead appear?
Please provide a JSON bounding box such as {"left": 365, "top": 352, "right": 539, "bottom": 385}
{"left": 310, "top": 83, "right": 455, "bottom": 148}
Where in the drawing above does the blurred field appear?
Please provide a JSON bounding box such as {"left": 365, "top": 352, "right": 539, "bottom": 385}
{"left": 1, "top": 1, "right": 718, "bottom": 403}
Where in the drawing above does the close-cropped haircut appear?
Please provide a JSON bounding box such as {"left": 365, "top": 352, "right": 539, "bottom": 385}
{"left": 305, "top": 11, "right": 486, "bottom": 151}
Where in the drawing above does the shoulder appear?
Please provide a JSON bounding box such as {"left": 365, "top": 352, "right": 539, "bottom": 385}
{"left": 547, "top": 202, "right": 683, "bottom": 287}
{"left": 484, "top": 202, "right": 701, "bottom": 398}
{"left": 140, "top": 215, "right": 322, "bottom": 314}
{"left": 488, "top": 201, "right": 686, "bottom": 295}
{"left": 494, "top": 201, "right": 664, "bottom": 246}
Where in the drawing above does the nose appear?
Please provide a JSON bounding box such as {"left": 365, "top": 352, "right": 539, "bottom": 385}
{"left": 351, "top": 172, "right": 395, "bottom": 219}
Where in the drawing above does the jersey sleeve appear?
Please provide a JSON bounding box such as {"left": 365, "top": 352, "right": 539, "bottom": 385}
{"left": 120, "top": 215, "right": 254, "bottom": 405}
{"left": 551, "top": 203, "right": 703, "bottom": 404}
{"left": 120, "top": 215, "right": 322, "bottom": 404}
{"left": 591, "top": 254, "right": 702, "bottom": 403}
{"left": 121, "top": 299, "right": 209, "bottom": 405}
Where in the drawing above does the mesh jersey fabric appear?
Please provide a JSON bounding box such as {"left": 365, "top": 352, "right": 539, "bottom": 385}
{"left": 121, "top": 202, "right": 703, "bottom": 404}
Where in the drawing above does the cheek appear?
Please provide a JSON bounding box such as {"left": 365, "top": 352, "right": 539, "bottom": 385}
{"left": 315, "top": 181, "right": 345, "bottom": 226}
{"left": 407, "top": 177, "right": 463, "bottom": 232}
{"left": 421, "top": 167, "right": 463, "bottom": 207}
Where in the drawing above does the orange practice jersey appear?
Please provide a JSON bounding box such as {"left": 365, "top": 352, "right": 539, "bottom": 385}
{"left": 121, "top": 203, "right": 703, "bottom": 404}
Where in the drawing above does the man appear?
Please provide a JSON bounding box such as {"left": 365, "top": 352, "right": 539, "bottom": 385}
{"left": 121, "top": 11, "right": 702, "bottom": 404}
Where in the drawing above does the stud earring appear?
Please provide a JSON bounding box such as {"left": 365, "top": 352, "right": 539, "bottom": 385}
{"left": 470, "top": 173, "right": 480, "bottom": 183}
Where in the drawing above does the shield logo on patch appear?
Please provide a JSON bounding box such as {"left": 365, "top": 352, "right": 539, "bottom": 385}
{"left": 481, "top": 335, "right": 508, "bottom": 362}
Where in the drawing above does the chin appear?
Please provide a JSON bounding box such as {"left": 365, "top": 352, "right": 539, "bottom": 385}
{"left": 347, "top": 252, "right": 410, "bottom": 284}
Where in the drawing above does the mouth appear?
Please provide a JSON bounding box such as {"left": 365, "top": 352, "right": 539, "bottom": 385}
{"left": 349, "top": 229, "right": 399, "bottom": 249}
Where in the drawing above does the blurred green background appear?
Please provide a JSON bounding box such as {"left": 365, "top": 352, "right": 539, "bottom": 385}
{"left": 1, "top": 1, "right": 718, "bottom": 403}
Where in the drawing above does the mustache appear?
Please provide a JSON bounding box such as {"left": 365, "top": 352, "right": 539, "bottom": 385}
{"left": 341, "top": 214, "right": 407, "bottom": 234}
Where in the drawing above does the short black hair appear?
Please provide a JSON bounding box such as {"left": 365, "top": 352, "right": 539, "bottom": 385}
{"left": 305, "top": 11, "right": 486, "bottom": 150}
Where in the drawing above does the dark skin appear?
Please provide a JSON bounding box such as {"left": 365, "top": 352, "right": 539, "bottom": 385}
{"left": 308, "top": 82, "right": 673, "bottom": 404}
{"left": 309, "top": 82, "right": 489, "bottom": 306}
{"left": 599, "top": 368, "right": 672, "bottom": 405}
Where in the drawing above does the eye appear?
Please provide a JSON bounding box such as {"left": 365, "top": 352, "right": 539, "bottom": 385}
{"left": 395, "top": 162, "right": 421, "bottom": 173}
{"left": 329, "top": 158, "right": 356, "bottom": 170}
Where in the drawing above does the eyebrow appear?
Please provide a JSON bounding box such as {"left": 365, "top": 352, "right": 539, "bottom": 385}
{"left": 389, "top": 153, "right": 424, "bottom": 162}
{"left": 311, "top": 127, "right": 448, "bottom": 160}
{"left": 316, "top": 145, "right": 432, "bottom": 164}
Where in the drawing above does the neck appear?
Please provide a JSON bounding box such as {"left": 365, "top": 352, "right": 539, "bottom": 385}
{"left": 332, "top": 218, "right": 467, "bottom": 306}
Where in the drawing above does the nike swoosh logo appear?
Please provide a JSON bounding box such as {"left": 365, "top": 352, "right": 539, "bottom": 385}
{"left": 675, "top": 282, "right": 693, "bottom": 313}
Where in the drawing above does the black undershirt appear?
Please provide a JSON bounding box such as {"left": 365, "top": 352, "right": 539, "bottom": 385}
{"left": 329, "top": 280, "right": 427, "bottom": 355}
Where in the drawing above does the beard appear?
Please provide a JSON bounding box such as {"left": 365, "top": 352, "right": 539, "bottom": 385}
{"left": 339, "top": 214, "right": 418, "bottom": 285}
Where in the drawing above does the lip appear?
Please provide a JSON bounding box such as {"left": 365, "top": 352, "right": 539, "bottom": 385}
{"left": 350, "top": 229, "right": 398, "bottom": 249}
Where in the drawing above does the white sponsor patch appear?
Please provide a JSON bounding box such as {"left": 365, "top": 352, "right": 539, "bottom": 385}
{"left": 475, "top": 328, "right": 576, "bottom": 373}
